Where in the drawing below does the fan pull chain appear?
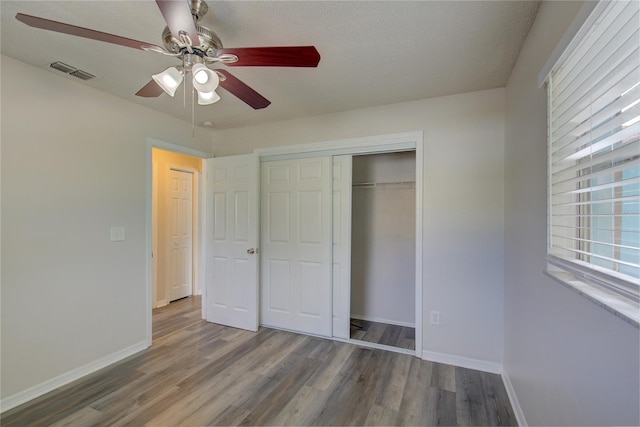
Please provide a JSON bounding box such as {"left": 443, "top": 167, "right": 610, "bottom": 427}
{"left": 192, "top": 84, "right": 196, "bottom": 137}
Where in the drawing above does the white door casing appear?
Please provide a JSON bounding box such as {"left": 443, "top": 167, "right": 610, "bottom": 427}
{"left": 261, "top": 157, "right": 333, "bottom": 337}
{"left": 168, "top": 169, "right": 193, "bottom": 302}
{"left": 145, "top": 138, "right": 211, "bottom": 346}
{"left": 332, "top": 155, "right": 352, "bottom": 339}
{"left": 152, "top": 160, "right": 159, "bottom": 307}
{"left": 205, "top": 154, "right": 259, "bottom": 331}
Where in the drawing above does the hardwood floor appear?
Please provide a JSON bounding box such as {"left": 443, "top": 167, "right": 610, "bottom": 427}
{"left": 350, "top": 318, "right": 415, "bottom": 350}
{"left": 1, "top": 313, "right": 516, "bottom": 426}
{"left": 153, "top": 295, "right": 203, "bottom": 341}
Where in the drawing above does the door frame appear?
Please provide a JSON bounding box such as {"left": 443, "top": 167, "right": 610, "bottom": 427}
{"left": 145, "top": 138, "right": 212, "bottom": 346}
{"left": 255, "top": 131, "right": 424, "bottom": 356}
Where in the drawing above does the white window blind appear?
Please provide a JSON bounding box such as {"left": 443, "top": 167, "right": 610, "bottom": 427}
{"left": 547, "top": 0, "right": 640, "bottom": 301}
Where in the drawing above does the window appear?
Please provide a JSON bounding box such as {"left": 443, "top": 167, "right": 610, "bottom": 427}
{"left": 545, "top": 0, "right": 639, "bottom": 322}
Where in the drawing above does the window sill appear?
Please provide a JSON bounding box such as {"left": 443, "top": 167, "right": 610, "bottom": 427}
{"left": 544, "top": 269, "right": 640, "bottom": 329}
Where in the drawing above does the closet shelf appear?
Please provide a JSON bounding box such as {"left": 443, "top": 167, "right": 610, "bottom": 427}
{"left": 352, "top": 181, "right": 415, "bottom": 188}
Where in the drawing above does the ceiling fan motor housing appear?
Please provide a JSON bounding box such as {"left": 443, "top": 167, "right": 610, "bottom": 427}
{"left": 162, "top": 23, "right": 223, "bottom": 57}
{"left": 161, "top": 0, "right": 221, "bottom": 57}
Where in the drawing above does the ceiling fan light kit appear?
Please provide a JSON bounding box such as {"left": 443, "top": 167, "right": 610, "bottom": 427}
{"left": 15, "top": 0, "right": 321, "bottom": 111}
{"left": 191, "top": 62, "right": 219, "bottom": 92}
{"left": 152, "top": 66, "right": 183, "bottom": 97}
{"left": 197, "top": 90, "right": 220, "bottom": 106}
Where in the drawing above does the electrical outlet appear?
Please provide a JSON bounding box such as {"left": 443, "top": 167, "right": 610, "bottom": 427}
{"left": 430, "top": 310, "right": 440, "bottom": 326}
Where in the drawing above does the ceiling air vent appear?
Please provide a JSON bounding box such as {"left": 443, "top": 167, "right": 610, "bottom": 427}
{"left": 49, "top": 61, "right": 75, "bottom": 73}
{"left": 49, "top": 61, "right": 96, "bottom": 80}
{"left": 69, "top": 69, "right": 95, "bottom": 80}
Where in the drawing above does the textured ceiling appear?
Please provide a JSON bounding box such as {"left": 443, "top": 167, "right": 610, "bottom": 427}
{"left": 1, "top": 1, "right": 541, "bottom": 129}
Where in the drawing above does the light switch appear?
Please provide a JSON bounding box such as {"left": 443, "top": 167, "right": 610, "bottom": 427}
{"left": 110, "top": 226, "right": 126, "bottom": 242}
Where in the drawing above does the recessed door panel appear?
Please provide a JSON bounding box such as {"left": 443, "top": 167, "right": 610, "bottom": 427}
{"left": 234, "top": 191, "right": 249, "bottom": 242}
{"left": 213, "top": 193, "right": 226, "bottom": 241}
{"left": 235, "top": 164, "right": 249, "bottom": 182}
{"left": 268, "top": 259, "right": 291, "bottom": 312}
{"left": 232, "top": 258, "right": 249, "bottom": 312}
{"left": 268, "top": 192, "right": 290, "bottom": 243}
{"left": 211, "top": 256, "right": 228, "bottom": 308}
{"left": 299, "top": 191, "right": 322, "bottom": 245}
{"left": 267, "top": 164, "right": 290, "bottom": 183}
{"left": 214, "top": 167, "right": 227, "bottom": 183}
{"left": 299, "top": 161, "right": 323, "bottom": 181}
{"left": 299, "top": 261, "right": 322, "bottom": 317}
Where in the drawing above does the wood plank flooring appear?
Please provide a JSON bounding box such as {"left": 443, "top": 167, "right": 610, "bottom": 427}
{"left": 2, "top": 315, "right": 516, "bottom": 426}
{"left": 153, "top": 295, "right": 203, "bottom": 341}
{"left": 350, "top": 318, "right": 416, "bottom": 350}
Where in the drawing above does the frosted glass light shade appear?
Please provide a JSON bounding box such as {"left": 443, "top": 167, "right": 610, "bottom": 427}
{"left": 192, "top": 63, "right": 219, "bottom": 93}
{"left": 152, "top": 67, "right": 183, "bottom": 97}
{"left": 197, "top": 90, "right": 220, "bottom": 105}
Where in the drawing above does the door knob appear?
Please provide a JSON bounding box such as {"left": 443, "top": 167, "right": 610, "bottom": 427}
{"left": 246, "top": 248, "right": 256, "bottom": 255}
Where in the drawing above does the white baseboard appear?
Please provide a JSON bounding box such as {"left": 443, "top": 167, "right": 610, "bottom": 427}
{"left": 0, "top": 340, "right": 148, "bottom": 414}
{"left": 421, "top": 349, "right": 502, "bottom": 374}
{"left": 350, "top": 314, "right": 415, "bottom": 328}
{"left": 502, "top": 370, "right": 527, "bottom": 427}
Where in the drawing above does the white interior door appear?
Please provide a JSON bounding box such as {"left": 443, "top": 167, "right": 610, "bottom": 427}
{"left": 332, "top": 155, "right": 352, "bottom": 339}
{"left": 168, "top": 169, "right": 193, "bottom": 301}
{"left": 261, "top": 157, "right": 332, "bottom": 337}
{"left": 205, "top": 154, "right": 259, "bottom": 331}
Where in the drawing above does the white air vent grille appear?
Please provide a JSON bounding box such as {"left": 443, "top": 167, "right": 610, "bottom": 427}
{"left": 69, "top": 69, "right": 95, "bottom": 80}
{"left": 49, "top": 61, "right": 75, "bottom": 73}
{"left": 49, "top": 61, "right": 96, "bottom": 80}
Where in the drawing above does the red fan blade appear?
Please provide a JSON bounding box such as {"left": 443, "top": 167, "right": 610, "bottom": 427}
{"left": 217, "top": 69, "right": 271, "bottom": 110}
{"left": 155, "top": 0, "right": 200, "bottom": 47}
{"left": 135, "top": 80, "right": 165, "bottom": 98}
{"left": 217, "top": 46, "right": 320, "bottom": 67}
{"left": 15, "top": 13, "right": 162, "bottom": 51}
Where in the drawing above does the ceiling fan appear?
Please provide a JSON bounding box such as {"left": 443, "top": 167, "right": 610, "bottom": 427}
{"left": 15, "top": 0, "right": 321, "bottom": 110}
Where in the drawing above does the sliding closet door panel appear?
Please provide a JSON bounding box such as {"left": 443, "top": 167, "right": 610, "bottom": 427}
{"left": 332, "top": 155, "right": 352, "bottom": 339}
{"left": 261, "top": 157, "right": 332, "bottom": 337}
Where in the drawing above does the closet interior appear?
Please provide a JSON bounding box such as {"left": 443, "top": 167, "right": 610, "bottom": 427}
{"left": 349, "top": 151, "right": 416, "bottom": 350}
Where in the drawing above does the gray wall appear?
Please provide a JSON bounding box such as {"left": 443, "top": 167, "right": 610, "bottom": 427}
{"left": 1, "top": 55, "right": 212, "bottom": 401}
{"left": 213, "top": 87, "right": 506, "bottom": 366}
{"left": 504, "top": 2, "right": 640, "bottom": 425}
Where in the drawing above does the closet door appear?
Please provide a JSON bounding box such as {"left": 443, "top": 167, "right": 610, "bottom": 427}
{"left": 261, "top": 157, "right": 332, "bottom": 336}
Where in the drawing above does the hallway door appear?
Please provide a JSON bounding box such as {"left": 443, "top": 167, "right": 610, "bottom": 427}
{"left": 168, "top": 169, "right": 194, "bottom": 301}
